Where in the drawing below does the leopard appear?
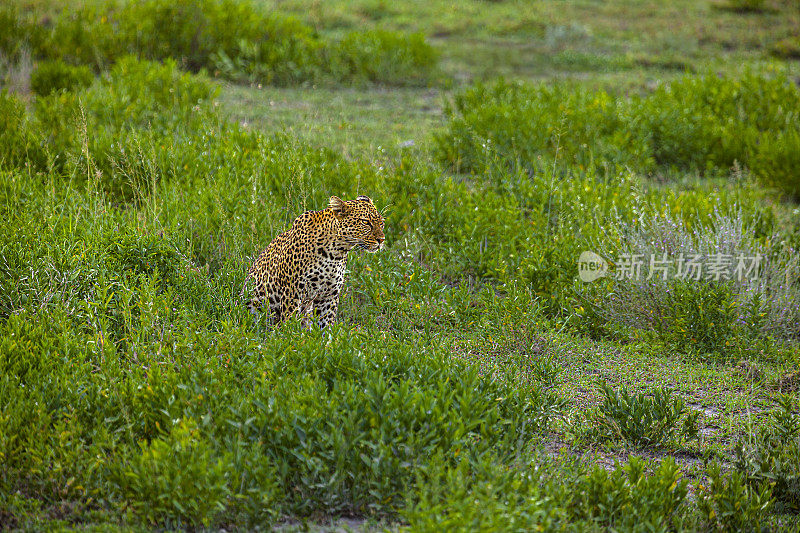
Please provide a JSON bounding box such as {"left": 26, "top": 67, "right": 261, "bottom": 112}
{"left": 244, "top": 195, "right": 385, "bottom": 328}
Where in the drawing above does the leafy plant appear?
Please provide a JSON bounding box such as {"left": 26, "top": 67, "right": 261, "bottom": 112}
{"left": 697, "top": 462, "right": 773, "bottom": 531}
{"left": 41, "top": 2, "right": 123, "bottom": 70}
{"left": 0, "top": 90, "right": 48, "bottom": 171}
{"left": 593, "top": 208, "right": 800, "bottom": 348}
{"left": 108, "top": 419, "right": 232, "bottom": 528}
{"left": 212, "top": 30, "right": 324, "bottom": 86}
{"left": 0, "top": 4, "right": 46, "bottom": 61}
{"left": 749, "top": 129, "right": 800, "bottom": 200}
{"left": 570, "top": 456, "right": 689, "bottom": 529}
{"left": 403, "top": 454, "right": 561, "bottom": 531}
{"left": 715, "top": 0, "right": 767, "bottom": 13}
{"left": 733, "top": 395, "right": 800, "bottom": 512}
{"left": 528, "top": 353, "right": 564, "bottom": 388}
{"left": 770, "top": 37, "right": 800, "bottom": 60}
{"left": 436, "top": 71, "right": 800, "bottom": 195}
{"left": 30, "top": 60, "right": 93, "bottom": 96}
{"left": 27, "top": 0, "right": 442, "bottom": 88}
{"left": 330, "top": 30, "right": 440, "bottom": 87}
{"left": 435, "top": 79, "right": 643, "bottom": 173}
{"left": 659, "top": 280, "right": 740, "bottom": 355}
{"left": 597, "top": 383, "right": 699, "bottom": 448}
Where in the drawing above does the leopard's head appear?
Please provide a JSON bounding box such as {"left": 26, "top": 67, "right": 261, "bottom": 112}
{"left": 329, "top": 195, "right": 385, "bottom": 253}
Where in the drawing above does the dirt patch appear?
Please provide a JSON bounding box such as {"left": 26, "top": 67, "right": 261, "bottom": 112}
{"left": 733, "top": 360, "right": 764, "bottom": 383}
{"left": 775, "top": 370, "right": 800, "bottom": 393}
{"left": 687, "top": 402, "right": 720, "bottom": 418}
{"left": 0, "top": 509, "right": 18, "bottom": 531}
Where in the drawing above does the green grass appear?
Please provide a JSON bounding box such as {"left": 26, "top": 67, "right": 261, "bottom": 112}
{"left": 255, "top": 0, "right": 800, "bottom": 82}
{"left": 219, "top": 84, "right": 442, "bottom": 158}
{"left": 2, "top": 0, "right": 800, "bottom": 530}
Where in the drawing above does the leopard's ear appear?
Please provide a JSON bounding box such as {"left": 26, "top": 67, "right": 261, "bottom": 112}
{"left": 329, "top": 196, "right": 349, "bottom": 217}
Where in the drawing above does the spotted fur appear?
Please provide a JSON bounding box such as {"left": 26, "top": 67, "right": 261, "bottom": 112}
{"left": 245, "top": 195, "right": 385, "bottom": 328}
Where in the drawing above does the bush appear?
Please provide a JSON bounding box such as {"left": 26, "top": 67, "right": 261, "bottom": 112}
{"left": 405, "top": 454, "right": 691, "bottom": 531}
{"left": 42, "top": 3, "right": 122, "bottom": 70}
{"left": 108, "top": 419, "right": 232, "bottom": 528}
{"left": 715, "top": 0, "right": 767, "bottom": 13}
{"left": 435, "top": 79, "right": 644, "bottom": 173}
{"left": 211, "top": 17, "right": 325, "bottom": 86}
{"left": 0, "top": 90, "right": 48, "bottom": 171}
{"left": 569, "top": 456, "right": 689, "bottom": 528}
{"left": 0, "top": 5, "right": 46, "bottom": 60}
{"left": 748, "top": 129, "right": 800, "bottom": 200}
{"left": 105, "top": 231, "right": 182, "bottom": 284}
{"left": 697, "top": 463, "right": 773, "bottom": 531}
{"left": 658, "top": 280, "right": 740, "bottom": 355}
{"left": 404, "top": 455, "right": 561, "bottom": 531}
{"left": 596, "top": 383, "right": 699, "bottom": 448}
{"left": 27, "top": 0, "right": 442, "bottom": 88}
{"left": 436, "top": 71, "right": 800, "bottom": 197}
{"left": 90, "top": 55, "right": 217, "bottom": 127}
{"left": 628, "top": 71, "right": 800, "bottom": 174}
{"left": 585, "top": 208, "right": 800, "bottom": 347}
{"left": 29, "top": 56, "right": 218, "bottom": 199}
{"left": 30, "top": 60, "right": 93, "bottom": 96}
{"left": 733, "top": 395, "right": 800, "bottom": 512}
{"left": 330, "top": 30, "right": 440, "bottom": 87}
{"left": 117, "top": 0, "right": 285, "bottom": 72}
{"left": 770, "top": 37, "right": 800, "bottom": 59}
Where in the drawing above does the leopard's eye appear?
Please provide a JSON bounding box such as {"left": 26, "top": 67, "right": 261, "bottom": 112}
{"left": 360, "top": 219, "right": 372, "bottom": 226}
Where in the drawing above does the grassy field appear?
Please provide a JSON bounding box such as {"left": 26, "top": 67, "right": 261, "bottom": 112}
{"left": 223, "top": 0, "right": 800, "bottom": 154}
{"left": 1, "top": 0, "right": 800, "bottom": 530}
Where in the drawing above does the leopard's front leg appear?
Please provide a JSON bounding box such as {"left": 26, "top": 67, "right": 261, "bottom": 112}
{"left": 314, "top": 288, "right": 341, "bottom": 328}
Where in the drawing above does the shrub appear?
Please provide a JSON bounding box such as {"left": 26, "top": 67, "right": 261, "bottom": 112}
{"left": 404, "top": 455, "right": 561, "bottom": 531}
{"left": 658, "top": 280, "right": 740, "bottom": 355}
{"left": 30, "top": 60, "right": 93, "bottom": 96}
{"left": 117, "top": 0, "right": 284, "bottom": 72}
{"left": 0, "top": 90, "right": 47, "bottom": 171}
{"left": 29, "top": 0, "right": 442, "bottom": 88}
{"left": 587, "top": 209, "right": 800, "bottom": 348}
{"left": 596, "top": 383, "right": 699, "bottom": 448}
{"left": 770, "top": 37, "right": 800, "bottom": 59}
{"left": 628, "top": 71, "right": 800, "bottom": 174}
{"left": 406, "top": 454, "right": 691, "bottom": 531}
{"left": 715, "top": 0, "right": 767, "bottom": 13}
{"left": 42, "top": 3, "right": 122, "bottom": 70}
{"left": 211, "top": 17, "right": 325, "bottom": 86}
{"left": 330, "top": 30, "right": 440, "bottom": 87}
{"left": 435, "top": 79, "right": 644, "bottom": 173}
{"left": 436, "top": 71, "right": 800, "bottom": 194}
{"left": 108, "top": 419, "right": 232, "bottom": 528}
{"left": 748, "top": 129, "right": 800, "bottom": 200}
{"left": 29, "top": 56, "right": 218, "bottom": 199}
{"left": 119, "top": 0, "right": 226, "bottom": 70}
{"left": 569, "top": 456, "right": 689, "bottom": 528}
{"left": 697, "top": 463, "right": 773, "bottom": 531}
{"left": 90, "top": 56, "right": 217, "bottom": 127}
{"left": 0, "top": 5, "right": 46, "bottom": 60}
{"left": 31, "top": 55, "right": 216, "bottom": 141}
{"left": 733, "top": 395, "right": 800, "bottom": 512}
{"left": 105, "top": 231, "right": 182, "bottom": 284}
